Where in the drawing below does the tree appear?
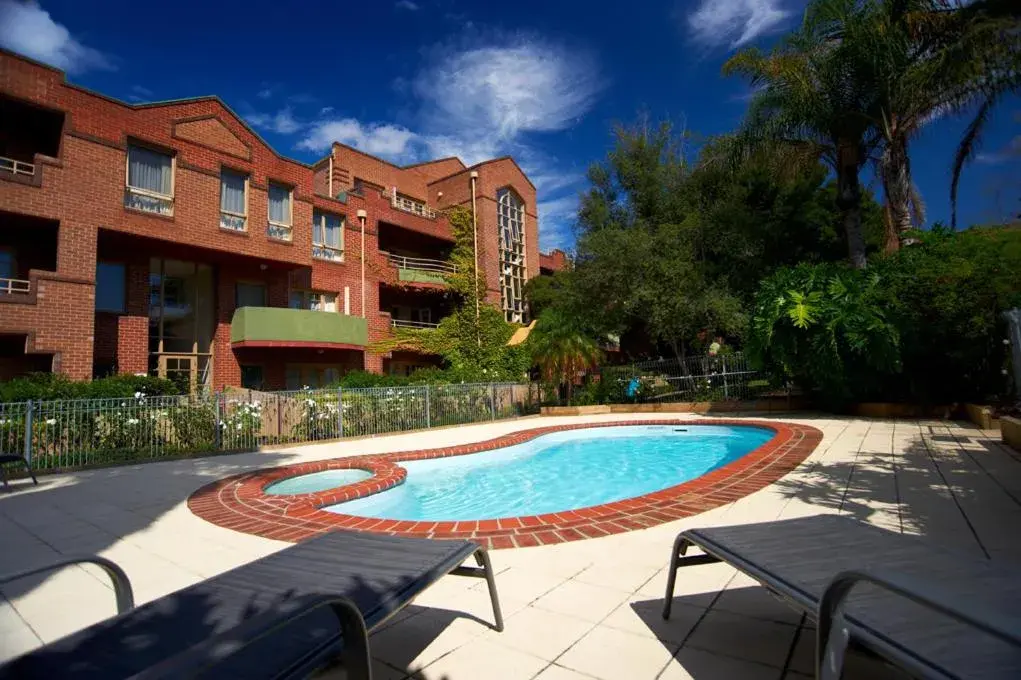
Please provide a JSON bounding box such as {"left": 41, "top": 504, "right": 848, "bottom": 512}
{"left": 372, "top": 206, "right": 529, "bottom": 381}
{"left": 801, "top": 0, "right": 1021, "bottom": 244}
{"left": 528, "top": 308, "right": 602, "bottom": 403}
{"left": 571, "top": 121, "right": 746, "bottom": 358}
{"left": 725, "top": 6, "right": 882, "bottom": 267}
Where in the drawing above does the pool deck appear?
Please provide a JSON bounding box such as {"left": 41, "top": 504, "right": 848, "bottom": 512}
{"left": 2, "top": 413, "right": 1019, "bottom": 679}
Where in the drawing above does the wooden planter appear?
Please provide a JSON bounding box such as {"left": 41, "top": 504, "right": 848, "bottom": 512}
{"left": 964, "top": 404, "right": 999, "bottom": 431}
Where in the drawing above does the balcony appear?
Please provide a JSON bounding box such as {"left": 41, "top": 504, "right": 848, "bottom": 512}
{"left": 386, "top": 252, "right": 455, "bottom": 285}
{"left": 230, "top": 307, "right": 367, "bottom": 348}
{"left": 0, "top": 95, "right": 64, "bottom": 186}
{"left": 0, "top": 277, "right": 30, "bottom": 296}
{"left": 0, "top": 156, "right": 34, "bottom": 178}
{"left": 391, "top": 192, "right": 437, "bottom": 219}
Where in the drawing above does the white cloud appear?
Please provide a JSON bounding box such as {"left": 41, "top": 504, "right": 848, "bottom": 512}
{"left": 297, "top": 34, "right": 600, "bottom": 249}
{"left": 0, "top": 0, "right": 114, "bottom": 73}
{"left": 415, "top": 40, "right": 601, "bottom": 140}
{"left": 976, "top": 135, "right": 1021, "bottom": 164}
{"left": 257, "top": 88, "right": 273, "bottom": 99}
{"left": 686, "top": 0, "right": 791, "bottom": 49}
{"left": 538, "top": 195, "right": 581, "bottom": 251}
{"left": 395, "top": 0, "right": 419, "bottom": 9}
{"left": 297, "top": 119, "right": 418, "bottom": 160}
{"left": 246, "top": 107, "right": 302, "bottom": 135}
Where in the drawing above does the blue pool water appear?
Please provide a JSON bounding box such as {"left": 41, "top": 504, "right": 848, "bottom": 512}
{"left": 265, "top": 469, "right": 373, "bottom": 495}
{"left": 326, "top": 424, "right": 772, "bottom": 521}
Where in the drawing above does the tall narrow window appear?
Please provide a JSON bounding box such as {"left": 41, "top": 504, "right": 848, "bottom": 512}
{"left": 125, "top": 144, "right": 174, "bottom": 215}
{"left": 497, "top": 188, "right": 527, "bottom": 323}
{"left": 235, "top": 282, "right": 266, "bottom": 308}
{"left": 268, "top": 183, "right": 292, "bottom": 241}
{"left": 220, "top": 170, "right": 247, "bottom": 232}
{"left": 312, "top": 210, "right": 343, "bottom": 261}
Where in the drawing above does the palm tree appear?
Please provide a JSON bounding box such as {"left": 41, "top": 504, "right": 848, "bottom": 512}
{"left": 724, "top": 7, "right": 880, "bottom": 268}
{"left": 808, "top": 0, "right": 1020, "bottom": 244}
{"left": 528, "top": 309, "right": 602, "bottom": 404}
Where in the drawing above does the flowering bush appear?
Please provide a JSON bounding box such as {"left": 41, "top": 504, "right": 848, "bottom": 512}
{"left": 220, "top": 400, "right": 263, "bottom": 449}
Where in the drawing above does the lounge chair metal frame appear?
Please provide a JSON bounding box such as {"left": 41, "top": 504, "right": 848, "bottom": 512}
{"left": 663, "top": 525, "right": 1021, "bottom": 680}
{"left": 0, "top": 454, "right": 37, "bottom": 491}
{"left": 0, "top": 532, "right": 503, "bottom": 679}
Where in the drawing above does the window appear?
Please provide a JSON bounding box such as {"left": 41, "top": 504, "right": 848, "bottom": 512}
{"left": 0, "top": 249, "right": 13, "bottom": 279}
{"left": 240, "top": 365, "right": 264, "bottom": 390}
{"left": 312, "top": 210, "right": 343, "bottom": 261}
{"left": 290, "top": 289, "right": 337, "bottom": 312}
{"left": 286, "top": 365, "right": 341, "bottom": 390}
{"left": 268, "top": 182, "right": 292, "bottom": 240}
{"left": 220, "top": 169, "right": 247, "bottom": 232}
{"left": 235, "top": 282, "right": 266, "bottom": 308}
{"left": 497, "top": 188, "right": 527, "bottom": 323}
{"left": 125, "top": 144, "right": 174, "bottom": 215}
{"left": 96, "top": 262, "right": 126, "bottom": 313}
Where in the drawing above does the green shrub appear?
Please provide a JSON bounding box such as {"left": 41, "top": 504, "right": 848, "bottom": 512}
{"left": 0, "top": 373, "right": 179, "bottom": 402}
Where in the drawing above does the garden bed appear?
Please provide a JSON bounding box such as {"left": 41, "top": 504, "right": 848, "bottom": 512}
{"left": 540, "top": 397, "right": 806, "bottom": 416}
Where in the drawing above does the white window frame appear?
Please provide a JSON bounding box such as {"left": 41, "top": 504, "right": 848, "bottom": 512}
{"left": 219, "top": 169, "right": 249, "bottom": 232}
{"left": 312, "top": 210, "right": 344, "bottom": 262}
{"left": 290, "top": 289, "right": 338, "bottom": 313}
{"left": 497, "top": 187, "right": 527, "bottom": 323}
{"left": 124, "top": 143, "right": 175, "bottom": 216}
{"left": 267, "top": 182, "right": 293, "bottom": 241}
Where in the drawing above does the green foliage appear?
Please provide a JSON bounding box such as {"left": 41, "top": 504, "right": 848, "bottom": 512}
{"left": 750, "top": 226, "right": 1021, "bottom": 405}
{"left": 373, "top": 205, "right": 530, "bottom": 382}
{"left": 873, "top": 225, "right": 1021, "bottom": 402}
{"left": 527, "top": 308, "right": 602, "bottom": 403}
{"left": 748, "top": 262, "right": 901, "bottom": 405}
{"left": 0, "top": 373, "right": 179, "bottom": 402}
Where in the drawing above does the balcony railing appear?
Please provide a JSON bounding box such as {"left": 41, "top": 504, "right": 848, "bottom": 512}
{"left": 124, "top": 186, "right": 174, "bottom": 216}
{"left": 0, "top": 156, "right": 35, "bottom": 177}
{"left": 220, "top": 211, "right": 247, "bottom": 232}
{"left": 0, "top": 278, "right": 31, "bottom": 295}
{"left": 267, "top": 222, "right": 293, "bottom": 242}
{"left": 392, "top": 318, "right": 439, "bottom": 329}
{"left": 313, "top": 244, "right": 343, "bottom": 262}
{"left": 385, "top": 253, "right": 456, "bottom": 274}
{"left": 391, "top": 193, "right": 437, "bottom": 219}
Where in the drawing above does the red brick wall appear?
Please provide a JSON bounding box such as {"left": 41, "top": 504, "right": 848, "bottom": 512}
{"left": 0, "top": 50, "right": 543, "bottom": 386}
{"left": 539, "top": 249, "right": 569, "bottom": 273}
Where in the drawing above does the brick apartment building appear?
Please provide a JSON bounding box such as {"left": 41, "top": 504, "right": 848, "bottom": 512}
{"left": 0, "top": 49, "right": 565, "bottom": 391}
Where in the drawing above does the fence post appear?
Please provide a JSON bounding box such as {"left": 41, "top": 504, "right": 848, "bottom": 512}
{"left": 23, "top": 400, "right": 33, "bottom": 464}
{"left": 337, "top": 387, "right": 344, "bottom": 438}
{"left": 424, "top": 385, "right": 431, "bottom": 429}
{"left": 213, "top": 392, "right": 222, "bottom": 450}
{"left": 490, "top": 384, "right": 497, "bottom": 420}
{"left": 722, "top": 356, "right": 730, "bottom": 400}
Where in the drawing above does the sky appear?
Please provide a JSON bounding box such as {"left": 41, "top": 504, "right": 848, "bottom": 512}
{"left": 1, "top": 0, "right": 1017, "bottom": 252}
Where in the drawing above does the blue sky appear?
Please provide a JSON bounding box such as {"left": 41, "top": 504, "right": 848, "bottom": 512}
{"left": 1, "top": 0, "right": 1017, "bottom": 251}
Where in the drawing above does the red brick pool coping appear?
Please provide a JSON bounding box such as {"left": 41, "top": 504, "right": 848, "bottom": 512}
{"left": 188, "top": 419, "right": 822, "bottom": 550}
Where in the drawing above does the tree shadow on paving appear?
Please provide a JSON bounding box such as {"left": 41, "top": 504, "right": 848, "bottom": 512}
{"left": 769, "top": 433, "right": 1021, "bottom": 552}
{"left": 631, "top": 586, "right": 911, "bottom": 680}
{"left": 0, "top": 448, "right": 302, "bottom": 603}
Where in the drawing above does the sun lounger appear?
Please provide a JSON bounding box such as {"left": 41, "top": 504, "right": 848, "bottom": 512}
{"left": 0, "top": 454, "right": 37, "bottom": 491}
{"left": 0, "top": 531, "right": 503, "bottom": 679}
{"left": 662, "top": 515, "right": 1021, "bottom": 680}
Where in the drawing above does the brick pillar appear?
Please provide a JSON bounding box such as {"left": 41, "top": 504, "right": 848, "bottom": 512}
{"left": 116, "top": 260, "right": 149, "bottom": 375}
{"left": 363, "top": 352, "right": 383, "bottom": 374}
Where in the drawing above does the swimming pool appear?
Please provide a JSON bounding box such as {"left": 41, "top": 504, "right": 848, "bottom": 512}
{"left": 326, "top": 424, "right": 772, "bottom": 521}
{"left": 264, "top": 469, "right": 373, "bottom": 495}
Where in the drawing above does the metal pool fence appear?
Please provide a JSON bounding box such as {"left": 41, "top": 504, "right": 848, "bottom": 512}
{"left": 0, "top": 383, "right": 538, "bottom": 472}
{"left": 598, "top": 353, "right": 770, "bottom": 403}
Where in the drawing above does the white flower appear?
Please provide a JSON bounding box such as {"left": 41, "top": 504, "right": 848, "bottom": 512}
{"left": 127, "top": 418, "right": 140, "bottom": 425}
{"left": 134, "top": 391, "right": 143, "bottom": 399}
{"left": 236, "top": 423, "right": 242, "bottom": 430}
{"left": 120, "top": 402, "right": 127, "bottom": 407}
{"left": 252, "top": 400, "right": 261, "bottom": 407}
{"left": 45, "top": 418, "right": 56, "bottom": 426}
